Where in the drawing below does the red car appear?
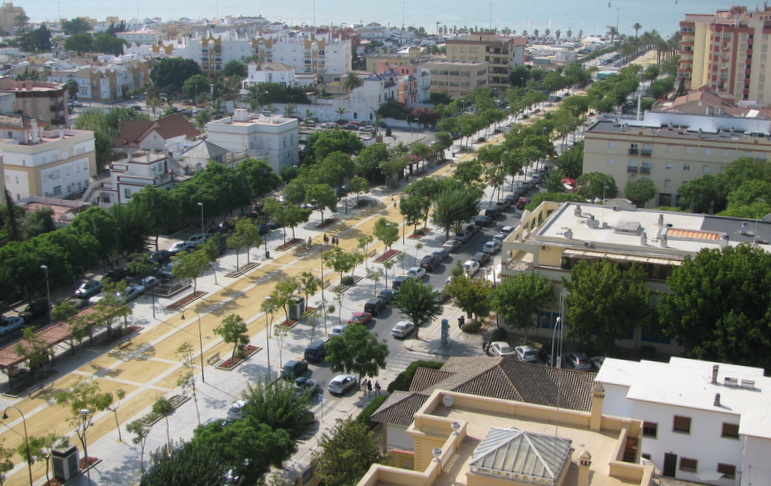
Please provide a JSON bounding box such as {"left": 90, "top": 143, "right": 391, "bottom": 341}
{"left": 347, "top": 312, "right": 372, "bottom": 325}
{"left": 516, "top": 197, "right": 531, "bottom": 210}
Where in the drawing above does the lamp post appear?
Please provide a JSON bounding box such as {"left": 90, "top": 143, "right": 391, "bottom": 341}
{"left": 263, "top": 297, "right": 274, "bottom": 380}
{"left": 181, "top": 309, "right": 206, "bottom": 383}
{"left": 197, "top": 202, "right": 204, "bottom": 235}
{"left": 79, "top": 408, "right": 92, "bottom": 484}
{"left": 486, "top": 267, "right": 500, "bottom": 328}
{"left": 413, "top": 117, "right": 419, "bottom": 142}
{"left": 2, "top": 406, "right": 32, "bottom": 486}
{"left": 40, "top": 265, "right": 51, "bottom": 325}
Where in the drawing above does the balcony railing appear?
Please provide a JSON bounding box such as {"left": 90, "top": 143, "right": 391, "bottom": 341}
{"left": 640, "top": 149, "right": 652, "bottom": 156}
{"left": 628, "top": 148, "right": 639, "bottom": 155}
{"left": 640, "top": 166, "right": 651, "bottom": 174}
{"left": 627, "top": 166, "right": 639, "bottom": 173}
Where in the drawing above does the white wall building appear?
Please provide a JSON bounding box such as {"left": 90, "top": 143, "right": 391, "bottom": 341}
{"left": 100, "top": 151, "right": 176, "bottom": 207}
{"left": 205, "top": 109, "right": 299, "bottom": 172}
{"left": 597, "top": 357, "right": 771, "bottom": 485}
{"left": 241, "top": 62, "right": 297, "bottom": 93}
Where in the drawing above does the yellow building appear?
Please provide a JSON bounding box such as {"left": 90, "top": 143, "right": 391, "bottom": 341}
{"left": 0, "top": 78, "right": 68, "bottom": 127}
{"left": 445, "top": 33, "right": 526, "bottom": 94}
{"left": 0, "top": 2, "right": 25, "bottom": 33}
{"left": 423, "top": 61, "right": 488, "bottom": 98}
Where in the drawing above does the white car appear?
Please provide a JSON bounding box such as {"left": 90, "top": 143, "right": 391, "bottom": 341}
{"left": 186, "top": 234, "right": 207, "bottom": 247}
{"left": 0, "top": 316, "right": 24, "bottom": 336}
{"left": 462, "top": 260, "right": 480, "bottom": 276}
{"left": 226, "top": 400, "right": 246, "bottom": 421}
{"left": 328, "top": 374, "right": 358, "bottom": 395}
{"left": 490, "top": 341, "right": 516, "bottom": 357}
{"left": 406, "top": 267, "right": 427, "bottom": 280}
{"left": 391, "top": 320, "right": 415, "bottom": 339}
{"left": 330, "top": 324, "right": 348, "bottom": 337}
{"left": 169, "top": 241, "right": 190, "bottom": 254}
{"left": 483, "top": 240, "right": 501, "bottom": 254}
{"left": 515, "top": 345, "right": 538, "bottom": 362}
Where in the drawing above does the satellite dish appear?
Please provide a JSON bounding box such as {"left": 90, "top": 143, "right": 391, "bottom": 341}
{"left": 443, "top": 395, "right": 454, "bottom": 408}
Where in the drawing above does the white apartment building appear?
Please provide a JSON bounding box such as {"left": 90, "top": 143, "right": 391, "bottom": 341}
{"left": 205, "top": 109, "right": 298, "bottom": 173}
{"left": 241, "top": 62, "right": 297, "bottom": 93}
{"left": 0, "top": 118, "right": 96, "bottom": 200}
{"left": 100, "top": 151, "right": 175, "bottom": 207}
{"left": 597, "top": 357, "right": 771, "bottom": 485}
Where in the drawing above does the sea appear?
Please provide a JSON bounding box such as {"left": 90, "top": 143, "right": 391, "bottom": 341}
{"left": 22, "top": 0, "right": 742, "bottom": 39}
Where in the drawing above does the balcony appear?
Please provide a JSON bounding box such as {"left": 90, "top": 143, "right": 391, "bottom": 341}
{"left": 628, "top": 148, "right": 639, "bottom": 155}
{"left": 640, "top": 149, "right": 652, "bottom": 157}
{"left": 627, "top": 166, "right": 639, "bottom": 173}
{"left": 640, "top": 166, "right": 651, "bottom": 174}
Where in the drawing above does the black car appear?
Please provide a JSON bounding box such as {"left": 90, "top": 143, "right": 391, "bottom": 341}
{"left": 20, "top": 299, "right": 49, "bottom": 324}
{"left": 281, "top": 360, "right": 309, "bottom": 379}
{"left": 472, "top": 251, "right": 491, "bottom": 266}
{"left": 377, "top": 289, "right": 396, "bottom": 304}
{"left": 504, "top": 194, "right": 518, "bottom": 206}
{"left": 364, "top": 298, "right": 387, "bottom": 316}
{"left": 420, "top": 254, "right": 440, "bottom": 272}
{"left": 392, "top": 276, "right": 408, "bottom": 291}
{"left": 149, "top": 250, "right": 172, "bottom": 266}
{"left": 474, "top": 215, "right": 493, "bottom": 227}
{"left": 103, "top": 267, "right": 129, "bottom": 283}
{"left": 432, "top": 249, "right": 450, "bottom": 262}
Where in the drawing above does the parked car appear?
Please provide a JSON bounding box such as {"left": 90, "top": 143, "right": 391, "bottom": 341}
{"left": 483, "top": 240, "right": 502, "bottom": 254}
{"left": 168, "top": 241, "right": 190, "bottom": 254}
{"left": 103, "top": 267, "right": 129, "bottom": 283}
{"left": 406, "top": 267, "right": 427, "bottom": 280}
{"left": 504, "top": 194, "right": 518, "bottom": 206}
{"left": 281, "top": 360, "right": 309, "bottom": 379}
{"left": 294, "top": 377, "right": 322, "bottom": 398}
{"left": 0, "top": 316, "right": 24, "bottom": 336}
{"left": 442, "top": 239, "right": 462, "bottom": 253}
{"left": 501, "top": 225, "right": 514, "bottom": 234}
{"left": 462, "top": 260, "right": 480, "bottom": 276}
{"left": 330, "top": 324, "right": 348, "bottom": 337}
{"left": 471, "top": 251, "right": 491, "bottom": 267}
{"left": 516, "top": 197, "right": 531, "bottom": 210}
{"left": 490, "top": 341, "right": 516, "bottom": 357}
{"left": 186, "top": 234, "right": 207, "bottom": 247}
{"left": 377, "top": 289, "right": 395, "bottom": 305}
{"left": 20, "top": 299, "right": 49, "bottom": 324}
{"left": 590, "top": 356, "right": 606, "bottom": 370}
{"left": 392, "top": 276, "right": 408, "bottom": 291}
{"left": 391, "top": 320, "right": 415, "bottom": 339}
{"left": 515, "top": 345, "right": 538, "bottom": 362}
{"left": 121, "top": 285, "right": 144, "bottom": 303}
{"left": 455, "top": 229, "right": 474, "bottom": 244}
{"left": 493, "top": 232, "right": 507, "bottom": 243}
{"left": 564, "top": 352, "right": 593, "bottom": 371}
{"left": 304, "top": 339, "right": 328, "bottom": 362}
{"left": 432, "top": 249, "right": 450, "bottom": 262}
{"left": 483, "top": 208, "right": 500, "bottom": 219}
{"left": 495, "top": 200, "right": 510, "bottom": 212}
{"left": 139, "top": 276, "right": 160, "bottom": 291}
{"left": 226, "top": 400, "right": 246, "bottom": 421}
{"left": 474, "top": 215, "right": 494, "bottom": 227}
{"left": 328, "top": 374, "right": 358, "bottom": 395}
{"left": 347, "top": 312, "right": 372, "bottom": 325}
{"left": 75, "top": 280, "right": 103, "bottom": 299}
{"left": 149, "top": 250, "right": 172, "bottom": 266}
{"left": 419, "top": 254, "right": 440, "bottom": 271}
{"left": 364, "top": 299, "right": 387, "bottom": 315}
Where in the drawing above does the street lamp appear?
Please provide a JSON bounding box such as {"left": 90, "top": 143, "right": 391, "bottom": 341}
{"left": 40, "top": 265, "right": 51, "bottom": 325}
{"left": 485, "top": 267, "right": 500, "bottom": 328}
{"left": 263, "top": 297, "right": 274, "bottom": 380}
{"left": 197, "top": 202, "right": 205, "bottom": 235}
{"left": 181, "top": 309, "right": 206, "bottom": 383}
{"left": 2, "top": 406, "right": 32, "bottom": 486}
{"left": 79, "top": 409, "right": 92, "bottom": 484}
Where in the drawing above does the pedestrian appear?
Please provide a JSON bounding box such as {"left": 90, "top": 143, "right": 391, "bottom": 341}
{"left": 374, "top": 381, "right": 381, "bottom": 395}
{"left": 307, "top": 236, "right": 312, "bottom": 248}
{"left": 323, "top": 233, "right": 328, "bottom": 244}
{"left": 366, "top": 380, "right": 372, "bottom": 396}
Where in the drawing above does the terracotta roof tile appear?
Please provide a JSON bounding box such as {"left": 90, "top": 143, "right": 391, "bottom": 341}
{"left": 370, "top": 391, "right": 429, "bottom": 426}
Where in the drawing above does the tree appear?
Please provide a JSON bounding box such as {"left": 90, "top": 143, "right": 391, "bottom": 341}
{"left": 306, "top": 184, "right": 337, "bottom": 223}
{"left": 491, "top": 272, "right": 554, "bottom": 341}
{"left": 325, "top": 325, "right": 389, "bottom": 383}
{"left": 314, "top": 417, "right": 385, "bottom": 486}
{"left": 177, "top": 343, "right": 202, "bottom": 425}
{"left": 171, "top": 248, "right": 210, "bottom": 293}
{"left": 632, "top": 22, "right": 642, "bottom": 38}
{"left": 14, "top": 327, "right": 51, "bottom": 376}
{"left": 150, "top": 58, "right": 203, "bottom": 93}
{"left": 215, "top": 314, "right": 249, "bottom": 361}
{"left": 677, "top": 174, "right": 726, "bottom": 213}
{"left": 323, "top": 247, "right": 356, "bottom": 283}
{"left": 432, "top": 188, "right": 482, "bottom": 239}
{"left": 0, "top": 439, "right": 13, "bottom": 485}
{"left": 564, "top": 259, "right": 652, "bottom": 354}
{"left": 392, "top": 279, "right": 442, "bottom": 339}
{"left": 152, "top": 398, "right": 175, "bottom": 446}
{"left": 624, "top": 178, "right": 657, "bottom": 207}
{"left": 445, "top": 274, "right": 493, "bottom": 321}
{"left": 342, "top": 72, "right": 364, "bottom": 93}
{"left": 109, "top": 389, "right": 127, "bottom": 442}
{"left": 373, "top": 217, "right": 399, "bottom": 250}
{"left": 61, "top": 17, "right": 91, "bottom": 35}
{"left": 141, "top": 440, "right": 226, "bottom": 486}
{"left": 576, "top": 172, "right": 618, "bottom": 200}
{"left": 659, "top": 244, "right": 771, "bottom": 368}
{"left": 63, "top": 33, "right": 93, "bottom": 54}
{"left": 93, "top": 33, "right": 127, "bottom": 56}
{"left": 237, "top": 158, "right": 282, "bottom": 199}
{"left": 296, "top": 271, "right": 321, "bottom": 306}
{"left": 54, "top": 380, "right": 114, "bottom": 470}
{"left": 239, "top": 376, "right": 315, "bottom": 440}
{"left": 222, "top": 59, "right": 247, "bottom": 77}
{"left": 182, "top": 74, "right": 211, "bottom": 99}
{"left": 405, "top": 177, "right": 441, "bottom": 227}
{"left": 18, "top": 433, "right": 68, "bottom": 486}
{"left": 229, "top": 218, "right": 262, "bottom": 266}
{"left": 348, "top": 176, "right": 370, "bottom": 203}
{"left": 127, "top": 421, "right": 152, "bottom": 474}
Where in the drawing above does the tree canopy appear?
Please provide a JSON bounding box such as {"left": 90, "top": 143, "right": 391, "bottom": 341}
{"left": 150, "top": 58, "right": 203, "bottom": 93}
{"left": 392, "top": 279, "right": 442, "bottom": 339}
{"left": 325, "top": 325, "right": 389, "bottom": 382}
{"left": 491, "top": 272, "right": 554, "bottom": 341}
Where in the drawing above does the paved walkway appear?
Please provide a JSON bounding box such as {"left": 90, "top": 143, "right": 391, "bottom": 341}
{"left": 0, "top": 114, "right": 545, "bottom": 486}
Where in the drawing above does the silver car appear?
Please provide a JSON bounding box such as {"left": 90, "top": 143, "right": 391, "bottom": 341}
{"left": 328, "top": 374, "right": 357, "bottom": 395}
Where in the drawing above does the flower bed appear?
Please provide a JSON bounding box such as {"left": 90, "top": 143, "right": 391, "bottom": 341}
{"left": 276, "top": 238, "right": 303, "bottom": 251}
{"left": 374, "top": 249, "right": 400, "bottom": 263}
{"left": 224, "top": 262, "right": 259, "bottom": 278}
{"left": 216, "top": 345, "right": 260, "bottom": 370}
{"left": 408, "top": 228, "right": 431, "bottom": 240}
{"left": 166, "top": 291, "right": 207, "bottom": 311}
{"left": 317, "top": 217, "right": 340, "bottom": 229}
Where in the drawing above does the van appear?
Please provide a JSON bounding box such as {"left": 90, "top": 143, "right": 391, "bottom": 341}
{"left": 304, "top": 339, "right": 327, "bottom": 363}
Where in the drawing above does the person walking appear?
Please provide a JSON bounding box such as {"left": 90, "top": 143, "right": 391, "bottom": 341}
{"left": 366, "top": 380, "right": 372, "bottom": 396}
{"left": 374, "top": 381, "right": 381, "bottom": 395}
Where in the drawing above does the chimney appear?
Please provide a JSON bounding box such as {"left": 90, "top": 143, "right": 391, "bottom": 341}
{"left": 574, "top": 205, "right": 582, "bottom": 217}
{"left": 741, "top": 222, "right": 749, "bottom": 235}
{"left": 658, "top": 214, "right": 664, "bottom": 227}
{"left": 712, "top": 364, "right": 719, "bottom": 384}
{"left": 714, "top": 393, "right": 721, "bottom": 407}
{"left": 590, "top": 383, "right": 605, "bottom": 431}
{"left": 578, "top": 451, "right": 592, "bottom": 486}
{"left": 660, "top": 234, "right": 667, "bottom": 248}
{"left": 640, "top": 232, "right": 647, "bottom": 245}
{"left": 719, "top": 233, "right": 729, "bottom": 248}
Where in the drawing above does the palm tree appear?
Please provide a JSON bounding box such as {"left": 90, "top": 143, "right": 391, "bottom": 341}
{"left": 632, "top": 22, "right": 642, "bottom": 38}
{"left": 555, "top": 30, "right": 561, "bottom": 41}
{"left": 566, "top": 29, "right": 572, "bottom": 40}
{"left": 533, "top": 29, "right": 539, "bottom": 39}
{"left": 335, "top": 106, "right": 347, "bottom": 122}
{"left": 606, "top": 26, "right": 619, "bottom": 44}
{"left": 544, "top": 29, "right": 551, "bottom": 39}
{"left": 342, "top": 72, "right": 363, "bottom": 93}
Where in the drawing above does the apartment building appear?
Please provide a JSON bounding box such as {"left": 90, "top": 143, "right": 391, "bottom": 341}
{"left": 0, "top": 79, "right": 68, "bottom": 127}
{"left": 0, "top": 2, "right": 24, "bottom": 33}
{"left": 597, "top": 357, "right": 771, "bottom": 485}
{"left": 205, "top": 109, "right": 298, "bottom": 173}
{"left": 499, "top": 200, "right": 771, "bottom": 354}
{"left": 99, "top": 151, "right": 175, "bottom": 207}
{"left": 47, "top": 61, "right": 150, "bottom": 102}
{"left": 583, "top": 111, "right": 771, "bottom": 207}
{"left": 1, "top": 118, "right": 96, "bottom": 201}
{"left": 374, "top": 63, "right": 430, "bottom": 108}
{"left": 679, "top": 5, "right": 771, "bottom": 105}
{"left": 445, "top": 33, "right": 526, "bottom": 94}
{"left": 423, "top": 60, "right": 488, "bottom": 98}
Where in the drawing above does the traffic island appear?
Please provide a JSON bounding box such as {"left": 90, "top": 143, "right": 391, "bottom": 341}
{"left": 215, "top": 345, "right": 260, "bottom": 370}
{"left": 374, "top": 249, "right": 400, "bottom": 263}
{"left": 408, "top": 227, "right": 431, "bottom": 239}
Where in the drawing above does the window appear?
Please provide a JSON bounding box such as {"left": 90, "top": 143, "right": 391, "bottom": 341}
{"left": 607, "top": 158, "right": 615, "bottom": 165}
{"left": 673, "top": 415, "right": 691, "bottom": 434}
{"left": 665, "top": 163, "right": 673, "bottom": 170}
{"left": 685, "top": 146, "right": 693, "bottom": 154}
{"left": 642, "top": 422, "right": 658, "bottom": 438}
{"left": 703, "top": 165, "right": 711, "bottom": 173}
{"left": 608, "top": 141, "right": 615, "bottom": 148}
{"left": 667, "top": 145, "right": 674, "bottom": 153}
{"left": 705, "top": 148, "right": 712, "bottom": 155}
{"left": 721, "top": 423, "right": 739, "bottom": 439}
{"left": 664, "top": 179, "right": 672, "bottom": 188}
{"left": 723, "top": 149, "right": 730, "bottom": 156}
{"left": 717, "top": 463, "right": 736, "bottom": 479}
{"left": 679, "top": 458, "right": 698, "bottom": 473}
{"left": 683, "top": 164, "right": 690, "bottom": 171}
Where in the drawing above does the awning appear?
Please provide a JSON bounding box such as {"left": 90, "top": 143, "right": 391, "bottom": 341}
{"left": 562, "top": 248, "right": 683, "bottom": 267}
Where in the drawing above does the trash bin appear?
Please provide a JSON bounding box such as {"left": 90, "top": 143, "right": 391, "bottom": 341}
{"left": 288, "top": 296, "right": 306, "bottom": 321}
{"left": 52, "top": 446, "right": 80, "bottom": 481}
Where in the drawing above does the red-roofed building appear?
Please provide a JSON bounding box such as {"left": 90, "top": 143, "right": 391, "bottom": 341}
{"left": 112, "top": 113, "right": 200, "bottom": 153}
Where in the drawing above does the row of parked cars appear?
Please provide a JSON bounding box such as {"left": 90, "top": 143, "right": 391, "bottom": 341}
{"left": 489, "top": 342, "right": 604, "bottom": 371}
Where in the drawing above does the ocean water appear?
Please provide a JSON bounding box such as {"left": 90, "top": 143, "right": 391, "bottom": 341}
{"left": 26, "top": 0, "right": 732, "bottom": 39}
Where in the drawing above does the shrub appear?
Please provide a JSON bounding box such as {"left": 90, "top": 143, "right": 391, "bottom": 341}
{"left": 356, "top": 395, "right": 388, "bottom": 428}
{"left": 461, "top": 320, "right": 482, "bottom": 333}
{"left": 387, "top": 360, "right": 444, "bottom": 393}
{"left": 341, "top": 275, "right": 355, "bottom": 286}
{"left": 489, "top": 328, "right": 507, "bottom": 341}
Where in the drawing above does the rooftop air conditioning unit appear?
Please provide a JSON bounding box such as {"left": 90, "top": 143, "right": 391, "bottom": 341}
{"left": 724, "top": 377, "right": 739, "bottom": 387}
